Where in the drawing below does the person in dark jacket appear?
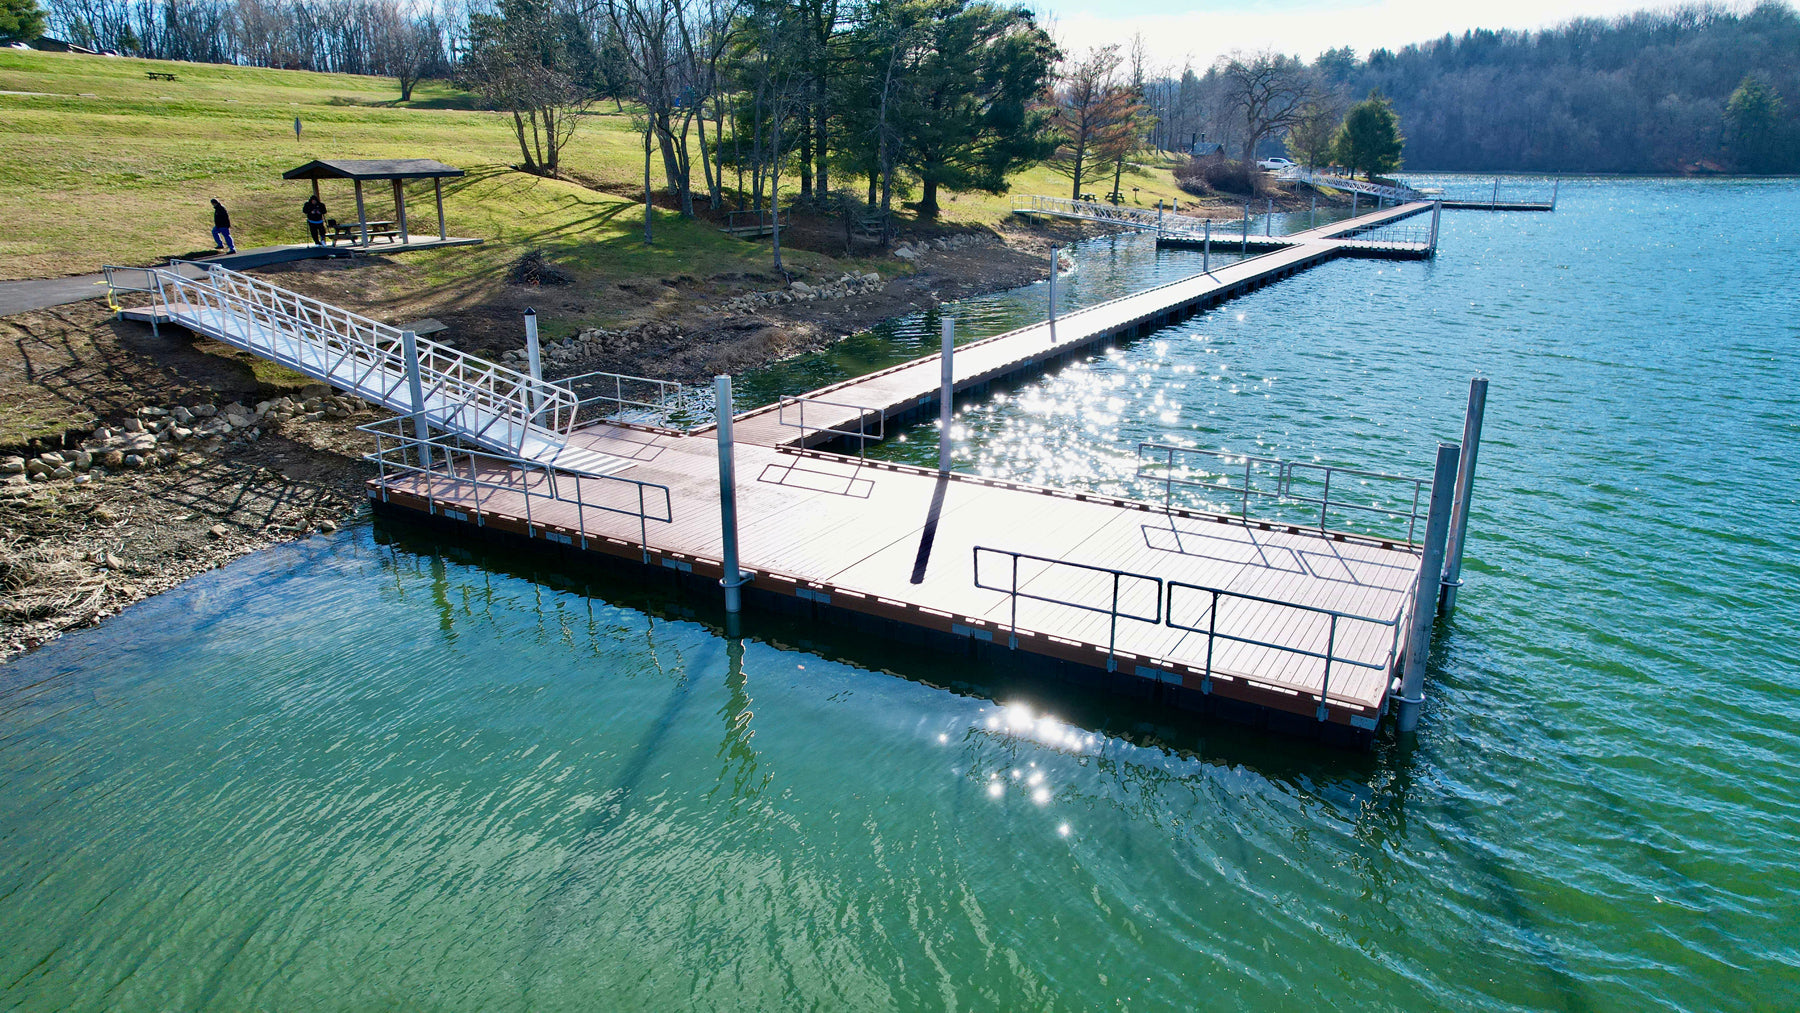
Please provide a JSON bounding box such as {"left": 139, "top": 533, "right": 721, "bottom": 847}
{"left": 210, "top": 198, "right": 236, "bottom": 253}
{"left": 303, "top": 195, "right": 327, "bottom": 245}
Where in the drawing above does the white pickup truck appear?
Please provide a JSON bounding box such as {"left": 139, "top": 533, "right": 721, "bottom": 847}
{"left": 1257, "top": 157, "right": 1296, "bottom": 171}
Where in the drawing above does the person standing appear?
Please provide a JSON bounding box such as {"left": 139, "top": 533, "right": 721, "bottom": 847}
{"left": 303, "top": 194, "right": 327, "bottom": 246}
{"left": 210, "top": 198, "right": 236, "bottom": 254}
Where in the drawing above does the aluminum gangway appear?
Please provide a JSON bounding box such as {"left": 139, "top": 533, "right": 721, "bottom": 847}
{"left": 102, "top": 262, "right": 632, "bottom": 477}
{"left": 1275, "top": 168, "right": 1428, "bottom": 204}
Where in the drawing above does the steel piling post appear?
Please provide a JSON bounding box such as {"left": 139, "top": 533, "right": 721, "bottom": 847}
{"left": 1047, "top": 246, "right": 1058, "bottom": 342}
{"left": 1265, "top": 197, "right": 1272, "bottom": 236}
{"left": 1397, "top": 442, "right": 1461, "bottom": 735}
{"left": 715, "top": 375, "right": 747, "bottom": 613}
{"left": 524, "top": 307, "right": 542, "bottom": 414}
{"left": 401, "top": 329, "right": 432, "bottom": 471}
{"left": 1241, "top": 204, "right": 1249, "bottom": 254}
{"left": 939, "top": 317, "right": 954, "bottom": 472}
{"left": 1440, "top": 378, "right": 1488, "bottom": 613}
{"left": 1203, "top": 220, "right": 1210, "bottom": 273}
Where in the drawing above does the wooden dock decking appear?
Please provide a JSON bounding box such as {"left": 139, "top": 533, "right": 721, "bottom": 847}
{"left": 357, "top": 201, "right": 1475, "bottom": 739}
{"left": 369, "top": 428, "right": 1422, "bottom": 733}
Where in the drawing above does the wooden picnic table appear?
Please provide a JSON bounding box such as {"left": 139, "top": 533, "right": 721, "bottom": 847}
{"left": 328, "top": 220, "right": 402, "bottom": 245}
{"left": 146, "top": 71, "right": 177, "bottom": 81}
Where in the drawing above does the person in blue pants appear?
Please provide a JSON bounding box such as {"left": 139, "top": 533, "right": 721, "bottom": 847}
{"left": 210, "top": 198, "right": 236, "bottom": 253}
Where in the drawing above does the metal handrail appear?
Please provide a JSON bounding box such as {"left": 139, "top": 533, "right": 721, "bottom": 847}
{"left": 359, "top": 414, "right": 673, "bottom": 561}
{"left": 1165, "top": 580, "right": 1405, "bottom": 719}
{"left": 1137, "top": 443, "right": 1428, "bottom": 547}
{"left": 560, "top": 369, "right": 684, "bottom": 426}
{"left": 972, "top": 545, "right": 1163, "bottom": 671}
{"left": 113, "top": 263, "right": 580, "bottom": 456}
{"left": 776, "top": 395, "right": 885, "bottom": 461}
{"left": 1280, "top": 168, "right": 1427, "bottom": 203}
{"left": 1012, "top": 194, "right": 1171, "bottom": 234}
{"left": 1336, "top": 225, "right": 1431, "bottom": 246}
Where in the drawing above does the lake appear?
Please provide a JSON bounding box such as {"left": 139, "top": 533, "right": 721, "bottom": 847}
{"left": 2, "top": 176, "right": 1795, "bottom": 1010}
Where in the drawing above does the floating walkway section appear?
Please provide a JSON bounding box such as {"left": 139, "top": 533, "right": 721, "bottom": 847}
{"left": 106, "top": 200, "right": 1514, "bottom": 745}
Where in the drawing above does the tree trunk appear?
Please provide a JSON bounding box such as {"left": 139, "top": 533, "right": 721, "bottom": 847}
{"left": 919, "top": 177, "right": 939, "bottom": 219}
{"left": 643, "top": 122, "right": 654, "bottom": 245}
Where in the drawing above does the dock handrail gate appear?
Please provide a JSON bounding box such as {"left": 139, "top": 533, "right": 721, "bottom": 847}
{"left": 972, "top": 544, "right": 1409, "bottom": 719}
{"left": 973, "top": 546, "right": 1163, "bottom": 670}
{"left": 776, "top": 395, "right": 886, "bottom": 461}
{"left": 360, "top": 414, "right": 674, "bottom": 561}
{"left": 1136, "top": 443, "right": 1428, "bottom": 547}
{"left": 561, "top": 369, "right": 685, "bottom": 427}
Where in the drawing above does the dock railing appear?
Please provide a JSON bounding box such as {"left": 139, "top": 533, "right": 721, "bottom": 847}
{"left": 1137, "top": 443, "right": 1428, "bottom": 547}
{"left": 973, "top": 546, "right": 1163, "bottom": 670}
{"left": 1164, "top": 580, "right": 1406, "bottom": 719}
{"left": 361, "top": 414, "right": 673, "bottom": 560}
{"left": 776, "top": 395, "right": 885, "bottom": 460}
{"left": 1011, "top": 194, "right": 1175, "bottom": 234}
{"left": 561, "top": 369, "right": 685, "bottom": 427}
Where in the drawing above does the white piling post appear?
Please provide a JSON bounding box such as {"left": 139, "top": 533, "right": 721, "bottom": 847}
{"left": 714, "top": 375, "right": 747, "bottom": 614}
{"left": 1310, "top": 192, "right": 1316, "bottom": 229}
{"left": 1265, "top": 197, "right": 1273, "bottom": 236}
{"left": 1203, "top": 219, "right": 1210, "bottom": 273}
{"left": 1352, "top": 190, "right": 1359, "bottom": 216}
{"left": 1430, "top": 200, "right": 1441, "bottom": 252}
{"left": 1397, "top": 442, "right": 1461, "bottom": 735}
{"left": 523, "top": 307, "right": 542, "bottom": 415}
{"left": 401, "top": 329, "right": 432, "bottom": 471}
{"left": 1551, "top": 178, "right": 1559, "bottom": 210}
{"left": 1440, "top": 378, "right": 1488, "bottom": 613}
{"left": 1241, "top": 204, "right": 1249, "bottom": 253}
{"left": 939, "top": 317, "right": 954, "bottom": 472}
{"left": 1047, "top": 246, "right": 1057, "bottom": 341}
{"left": 1492, "top": 178, "right": 1499, "bottom": 211}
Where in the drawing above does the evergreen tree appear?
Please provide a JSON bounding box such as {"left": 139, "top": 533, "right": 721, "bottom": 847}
{"left": 0, "top": 0, "right": 45, "bottom": 43}
{"left": 1725, "top": 73, "right": 1789, "bottom": 173}
{"left": 1333, "top": 91, "right": 1404, "bottom": 179}
{"left": 888, "top": 0, "right": 1056, "bottom": 218}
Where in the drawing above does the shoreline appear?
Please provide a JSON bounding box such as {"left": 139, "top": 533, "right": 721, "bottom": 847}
{"left": 0, "top": 222, "right": 1142, "bottom": 661}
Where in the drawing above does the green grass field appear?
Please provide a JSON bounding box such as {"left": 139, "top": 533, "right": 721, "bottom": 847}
{"left": 0, "top": 49, "right": 1196, "bottom": 317}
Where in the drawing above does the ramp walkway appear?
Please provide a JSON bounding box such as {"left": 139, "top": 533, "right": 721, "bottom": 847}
{"left": 103, "top": 263, "right": 631, "bottom": 477}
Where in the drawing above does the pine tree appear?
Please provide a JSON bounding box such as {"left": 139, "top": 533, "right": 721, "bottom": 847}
{"left": 1333, "top": 91, "right": 1404, "bottom": 180}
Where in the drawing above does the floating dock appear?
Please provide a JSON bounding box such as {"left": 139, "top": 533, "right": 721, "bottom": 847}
{"left": 107, "top": 197, "right": 1518, "bottom": 745}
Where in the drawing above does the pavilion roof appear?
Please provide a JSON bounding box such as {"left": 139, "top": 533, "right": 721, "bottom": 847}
{"left": 283, "top": 159, "right": 465, "bottom": 181}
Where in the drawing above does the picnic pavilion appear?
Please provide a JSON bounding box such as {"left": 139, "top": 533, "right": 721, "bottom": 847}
{"left": 282, "top": 159, "right": 474, "bottom": 249}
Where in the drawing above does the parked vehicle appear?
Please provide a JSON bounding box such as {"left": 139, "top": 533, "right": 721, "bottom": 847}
{"left": 1257, "top": 157, "right": 1296, "bottom": 171}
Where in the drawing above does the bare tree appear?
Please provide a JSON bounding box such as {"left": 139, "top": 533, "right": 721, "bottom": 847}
{"left": 1046, "top": 46, "right": 1132, "bottom": 199}
{"left": 1222, "top": 50, "right": 1315, "bottom": 165}
{"left": 462, "top": 1, "right": 590, "bottom": 177}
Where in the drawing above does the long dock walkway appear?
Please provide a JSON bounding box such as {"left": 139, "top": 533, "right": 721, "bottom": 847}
{"left": 727, "top": 201, "right": 1436, "bottom": 448}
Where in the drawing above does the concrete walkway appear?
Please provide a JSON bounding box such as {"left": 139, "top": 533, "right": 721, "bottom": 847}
{"left": 0, "top": 236, "right": 481, "bottom": 317}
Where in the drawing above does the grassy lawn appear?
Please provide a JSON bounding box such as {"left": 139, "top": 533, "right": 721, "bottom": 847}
{"left": 0, "top": 49, "right": 1198, "bottom": 334}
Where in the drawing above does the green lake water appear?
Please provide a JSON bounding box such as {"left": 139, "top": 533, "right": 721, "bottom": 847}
{"left": 2, "top": 177, "right": 1796, "bottom": 1010}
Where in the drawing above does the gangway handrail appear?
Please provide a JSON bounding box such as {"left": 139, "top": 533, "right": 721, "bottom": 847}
{"left": 107, "top": 262, "right": 583, "bottom": 459}
{"left": 776, "top": 394, "right": 885, "bottom": 461}
{"left": 360, "top": 414, "right": 673, "bottom": 561}
{"left": 973, "top": 545, "right": 1163, "bottom": 671}
{"left": 1137, "top": 443, "right": 1429, "bottom": 547}
{"left": 1164, "top": 579, "right": 1406, "bottom": 719}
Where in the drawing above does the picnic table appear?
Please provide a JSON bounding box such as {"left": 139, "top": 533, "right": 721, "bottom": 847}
{"left": 328, "top": 220, "right": 402, "bottom": 245}
{"left": 146, "top": 71, "right": 177, "bottom": 82}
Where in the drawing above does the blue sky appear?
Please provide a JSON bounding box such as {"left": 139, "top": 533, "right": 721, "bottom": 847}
{"left": 1032, "top": 0, "right": 1771, "bottom": 68}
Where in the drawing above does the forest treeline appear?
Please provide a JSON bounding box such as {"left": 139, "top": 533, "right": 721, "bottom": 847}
{"left": 24, "top": 0, "right": 1800, "bottom": 191}
{"left": 1143, "top": 3, "right": 1800, "bottom": 174}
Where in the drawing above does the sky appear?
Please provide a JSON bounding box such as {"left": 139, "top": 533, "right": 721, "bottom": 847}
{"left": 1033, "top": 0, "right": 1763, "bottom": 69}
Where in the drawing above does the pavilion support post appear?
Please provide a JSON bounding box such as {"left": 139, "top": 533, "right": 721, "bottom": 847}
{"left": 393, "top": 179, "right": 409, "bottom": 244}
{"left": 1397, "top": 442, "right": 1460, "bottom": 735}
{"left": 1441, "top": 377, "right": 1488, "bottom": 614}
{"left": 354, "top": 179, "right": 369, "bottom": 246}
{"left": 434, "top": 179, "right": 446, "bottom": 240}
{"left": 311, "top": 179, "right": 320, "bottom": 203}
{"left": 939, "top": 317, "right": 954, "bottom": 473}
{"left": 715, "top": 375, "right": 747, "bottom": 614}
